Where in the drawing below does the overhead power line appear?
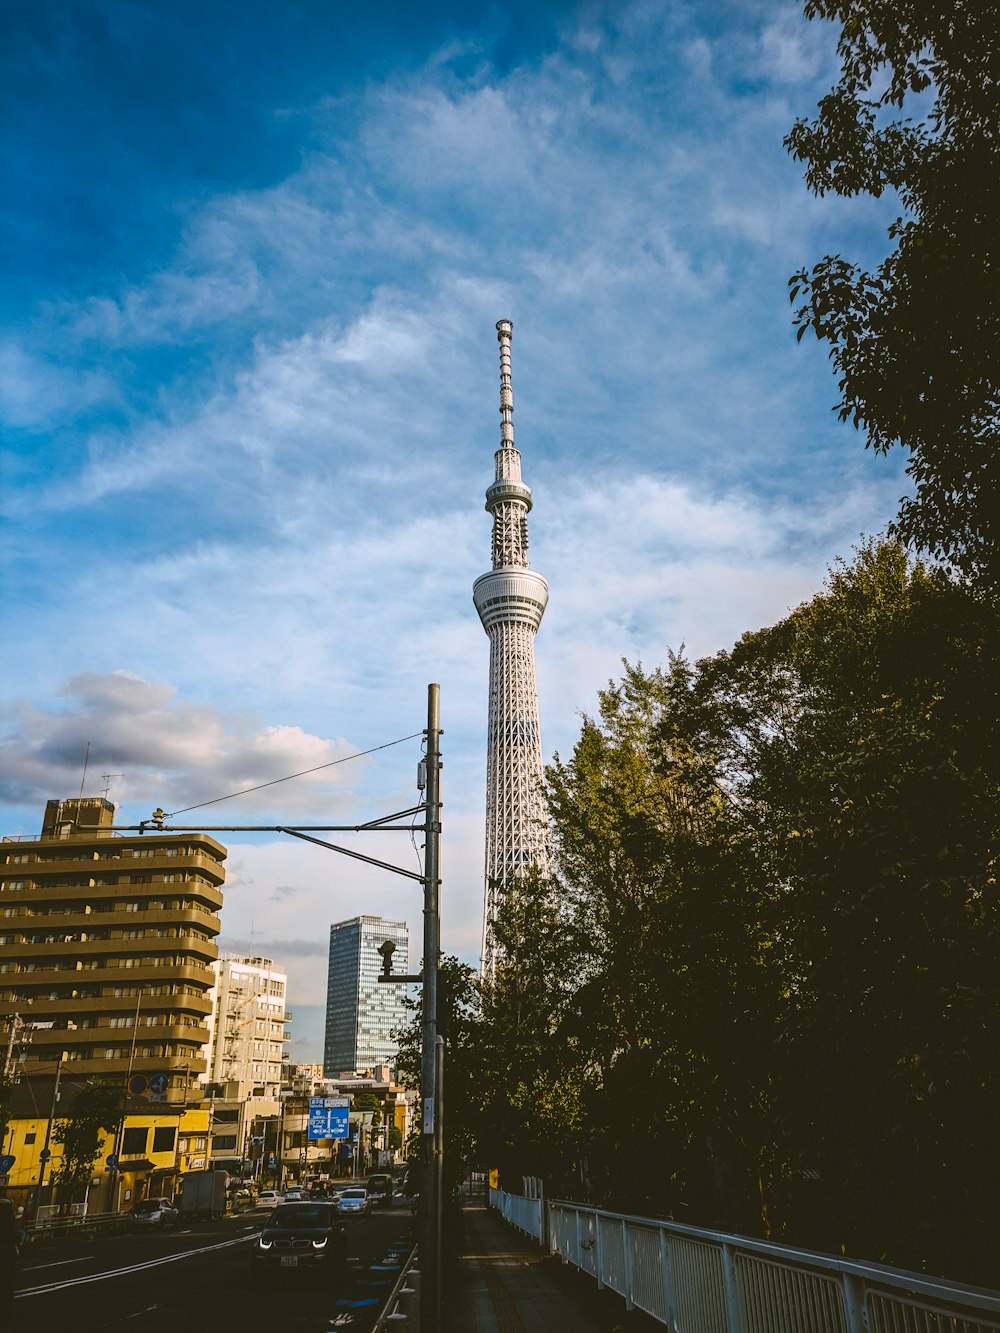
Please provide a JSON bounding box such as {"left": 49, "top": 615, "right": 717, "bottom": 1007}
{"left": 166, "top": 731, "right": 424, "bottom": 817}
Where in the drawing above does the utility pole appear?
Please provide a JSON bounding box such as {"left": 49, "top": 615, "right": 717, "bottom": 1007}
{"left": 420, "top": 684, "right": 442, "bottom": 1332}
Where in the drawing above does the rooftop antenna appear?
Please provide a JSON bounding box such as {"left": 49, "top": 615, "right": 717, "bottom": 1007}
{"left": 78, "top": 741, "right": 92, "bottom": 800}
{"left": 101, "top": 773, "right": 124, "bottom": 800}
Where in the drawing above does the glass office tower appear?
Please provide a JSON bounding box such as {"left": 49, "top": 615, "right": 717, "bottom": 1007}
{"left": 323, "top": 915, "right": 409, "bottom": 1076}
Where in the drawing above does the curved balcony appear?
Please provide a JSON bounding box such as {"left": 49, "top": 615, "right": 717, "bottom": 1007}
{"left": 28, "top": 1019, "right": 210, "bottom": 1049}
{"left": 0, "top": 880, "right": 225, "bottom": 912}
{"left": 4, "top": 990, "right": 214, "bottom": 1018}
{"left": 7, "top": 962, "right": 215, "bottom": 990}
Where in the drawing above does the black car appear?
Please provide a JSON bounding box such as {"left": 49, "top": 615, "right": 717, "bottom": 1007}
{"left": 251, "top": 1202, "right": 347, "bottom": 1279}
{"left": 366, "top": 1173, "right": 393, "bottom": 1207}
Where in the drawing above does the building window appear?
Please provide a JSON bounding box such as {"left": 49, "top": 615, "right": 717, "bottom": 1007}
{"left": 152, "top": 1126, "right": 176, "bottom": 1154}
{"left": 24, "top": 1133, "right": 36, "bottom": 1145}
{"left": 212, "top": 1135, "right": 237, "bottom": 1151}
{"left": 122, "top": 1127, "right": 148, "bottom": 1155}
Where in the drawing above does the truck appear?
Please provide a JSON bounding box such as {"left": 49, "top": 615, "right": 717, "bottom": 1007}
{"left": 178, "top": 1170, "right": 229, "bottom": 1220}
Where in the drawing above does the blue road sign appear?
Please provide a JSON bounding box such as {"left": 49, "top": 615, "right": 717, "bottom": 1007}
{"left": 148, "top": 1073, "right": 169, "bottom": 1095}
{"left": 308, "top": 1096, "right": 350, "bottom": 1141}
{"left": 39, "top": 1148, "right": 51, "bottom": 1161}
{"left": 106, "top": 1153, "right": 119, "bottom": 1168}
{"left": 0, "top": 1155, "right": 15, "bottom": 1173}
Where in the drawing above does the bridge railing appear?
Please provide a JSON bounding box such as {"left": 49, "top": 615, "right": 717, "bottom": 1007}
{"left": 488, "top": 1186, "right": 544, "bottom": 1242}
{"left": 492, "top": 1195, "right": 1000, "bottom": 1333}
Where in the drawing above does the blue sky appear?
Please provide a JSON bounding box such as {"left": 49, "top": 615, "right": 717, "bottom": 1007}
{"left": 1, "top": 0, "right": 906, "bottom": 1060}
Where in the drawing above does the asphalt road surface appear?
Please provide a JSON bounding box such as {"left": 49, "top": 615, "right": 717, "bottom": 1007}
{"left": 12, "top": 1201, "right": 414, "bottom": 1332}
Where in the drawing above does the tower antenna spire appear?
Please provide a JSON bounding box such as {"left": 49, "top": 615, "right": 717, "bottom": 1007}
{"left": 473, "top": 320, "right": 549, "bottom": 979}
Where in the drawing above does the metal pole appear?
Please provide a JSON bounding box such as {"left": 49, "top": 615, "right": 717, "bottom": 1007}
{"left": 35, "top": 1053, "right": 65, "bottom": 1217}
{"left": 420, "top": 683, "right": 441, "bottom": 1332}
{"left": 113, "top": 989, "right": 143, "bottom": 1212}
{"left": 434, "top": 1033, "right": 445, "bottom": 1310}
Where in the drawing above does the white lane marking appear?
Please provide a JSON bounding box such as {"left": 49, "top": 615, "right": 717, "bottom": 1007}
{"left": 16, "top": 1232, "right": 258, "bottom": 1298}
{"left": 23, "top": 1257, "right": 95, "bottom": 1271}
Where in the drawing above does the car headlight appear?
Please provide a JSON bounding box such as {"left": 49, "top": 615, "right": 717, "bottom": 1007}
{"left": 312, "top": 1238, "right": 327, "bottom": 1249}
{"left": 258, "top": 1238, "right": 273, "bottom": 1250}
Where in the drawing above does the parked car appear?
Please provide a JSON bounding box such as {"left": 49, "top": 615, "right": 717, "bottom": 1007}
{"left": 254, "top": 1190, "right": 284, "bottom": 1211}
{"left": 250, "top": 1202, "right": 346, "bottom": 1279}
{"left": 366, "top": 1174, "right": 393, "bottom": 1207}
{"left": 336, "top": 1188, "right": 370, "bottom": 1218}
{"left": 130, "top": 1198, "right": 179, "bottom": 1229}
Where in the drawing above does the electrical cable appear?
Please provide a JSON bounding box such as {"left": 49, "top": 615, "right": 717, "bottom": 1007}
{"left": 164, "top": 731, "right": 424, "bottom": 817}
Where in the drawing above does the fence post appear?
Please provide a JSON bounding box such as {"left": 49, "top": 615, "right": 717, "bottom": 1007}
{"left": 595, "top": 1211, "right": 604, "bottom": 1290}
{"left": 843, "top": 1273, "right": 868, "bottom": 1333}
{"left": 659, "top": 1225, "right": 676, "bottom": 1329}
{"left": 721, "top": 1242, "right": 746, "bottom": 1333}
{"left": 574, "top": 1206, "right": 582, "bottom": 1268}
{"left": 622, "top": 1219, "right": 634, "bottom": 1311}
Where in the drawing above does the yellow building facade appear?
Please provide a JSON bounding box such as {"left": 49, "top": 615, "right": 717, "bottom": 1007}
{"left": 1, "top": 1090, "right": 210, "bottom": 1215}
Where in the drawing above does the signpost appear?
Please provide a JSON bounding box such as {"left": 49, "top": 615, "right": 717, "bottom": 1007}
{"left": 308, "top": 1097, "right": 349, "bottom": 1140}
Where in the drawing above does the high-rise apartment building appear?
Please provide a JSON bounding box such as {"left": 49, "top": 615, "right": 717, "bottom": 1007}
{"left": 203, "top": 955, "right": 288, "bottom": 1101}
{"left": 323, "top": 916, "right": 409, "bottom": 1076}
{"left": 473, "top": 320, "right": 549, "bottom": 978}
{"left": 0, "top": 797, "right": 226, "bottom": 1103}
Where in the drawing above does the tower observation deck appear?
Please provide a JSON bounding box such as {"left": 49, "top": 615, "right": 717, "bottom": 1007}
{"left": 473, "top": 320, "right": 549, "bottom": 979}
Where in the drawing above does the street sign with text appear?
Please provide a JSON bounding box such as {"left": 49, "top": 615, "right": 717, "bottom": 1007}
{"left": 308, "top": 1096, "right": 350, "bottom": 1140}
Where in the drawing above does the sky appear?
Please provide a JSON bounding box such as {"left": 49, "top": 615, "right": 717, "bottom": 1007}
{"left": 0, "top": 0, "right": 907, "bottom": 1062}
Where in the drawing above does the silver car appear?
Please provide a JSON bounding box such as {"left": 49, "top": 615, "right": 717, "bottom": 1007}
{"left": 336, "top": 1188, "right": 370, "bottom": 1218}
{"left": 131, "top": 1198, "right": 179, "bottom": 1229}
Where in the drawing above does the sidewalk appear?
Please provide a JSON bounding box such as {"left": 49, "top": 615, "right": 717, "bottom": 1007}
{"left": 442, "top": 1200, "right": 659, "bottom": 1333}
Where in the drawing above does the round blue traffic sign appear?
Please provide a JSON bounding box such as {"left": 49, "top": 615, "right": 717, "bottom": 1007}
{"left": 148, "top": 1073, "right": 169, "bottom": 1095}
{"left": 106, "top": 1153, "right": 119, "bottom": 1168}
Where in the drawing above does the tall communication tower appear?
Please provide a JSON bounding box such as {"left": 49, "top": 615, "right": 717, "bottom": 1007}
{"left": 473, "top": 320, "right": 549, "bottom": 978}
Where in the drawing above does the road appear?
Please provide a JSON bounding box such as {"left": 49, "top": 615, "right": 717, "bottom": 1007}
{"left": 12, "top": 1201, "right": 414, "bottom": 1331}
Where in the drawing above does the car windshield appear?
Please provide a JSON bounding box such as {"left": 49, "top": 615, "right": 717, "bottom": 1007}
{"left": 268, "top": 1204, "right": 333, "bottom": 1225}
{"left": 133, "top": 1202, "right": 162, "bottom": 1215}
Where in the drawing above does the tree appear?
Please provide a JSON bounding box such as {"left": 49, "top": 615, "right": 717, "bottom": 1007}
{"left": 394, "top": 955, "right": 481, "bottom": 1235}
{"left": 476, "top": 871, "right": 589, "bottom": 1196}
{"left": 52, "top": 1081, "right": 121, "bottom": 1208}
{"left": 544, "top": 657, "right": 786, "bottom": 1232}
{"left": 786, "top": 1, "right": 999, "bottom": 585}
{"left": 696, "top": 541, "right": 1000, "bottom": 1280}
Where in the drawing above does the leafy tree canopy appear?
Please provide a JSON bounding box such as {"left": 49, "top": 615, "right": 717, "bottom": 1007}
{"left": 786, "top": 1, "right": 999, "bottom": 585}
{"left": 52, "top": 1081, "right": 121, "bottom": 1203}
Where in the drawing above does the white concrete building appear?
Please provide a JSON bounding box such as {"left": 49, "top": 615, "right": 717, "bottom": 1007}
{"left": 203, "top": 955, "right": 289, "bottom": 1101}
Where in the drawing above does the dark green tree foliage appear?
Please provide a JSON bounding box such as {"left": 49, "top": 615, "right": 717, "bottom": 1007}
{"left": 476, "top": 872, "right": 588, "bottom": 1195}
{"left": 395, "top": 955, "right": 481, "bottom": 1216}
{"left": 544, "top": 659, "right": 785, "bottom": 1232}
{"left": 702, "top": 543, "right": 1000, "bottom": 1278}
{"left": 521, "top": 544, "right": 997, "bottom": 1282}
{"left": 52, "top": 1081, "right": 121, "bottom": 1205}
{"left": 786, "top": 2, "right": 1000, "bottom": 584}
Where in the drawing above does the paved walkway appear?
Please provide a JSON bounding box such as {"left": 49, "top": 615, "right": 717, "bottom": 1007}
{"left": 442, "top": 1200, "right": 659, "bottom": 1333}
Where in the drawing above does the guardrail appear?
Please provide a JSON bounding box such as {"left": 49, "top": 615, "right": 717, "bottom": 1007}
{"left": 371, "top": 1242, "right": 420, "bottom": 1329}
{"left": 488, "top": 1194, "right": 1000, "bottom": 1333}
{"left": 27, "top": 1208, "right": 131, "bottom": 1240}
{"left": 488, "top": 1187, "right": 544, "bottom": 1242}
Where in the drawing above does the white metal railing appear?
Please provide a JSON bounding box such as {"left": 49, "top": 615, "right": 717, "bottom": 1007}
{"left": 488, "top": 1187, "right": 544, "bottom": 1242}
{"left": 508, "top": 1197, "right": 1000, "bottom": 1333}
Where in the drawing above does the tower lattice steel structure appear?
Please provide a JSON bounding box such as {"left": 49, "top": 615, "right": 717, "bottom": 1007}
{"left": 473, "top": 320, "right": 549, "bottom": 978}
